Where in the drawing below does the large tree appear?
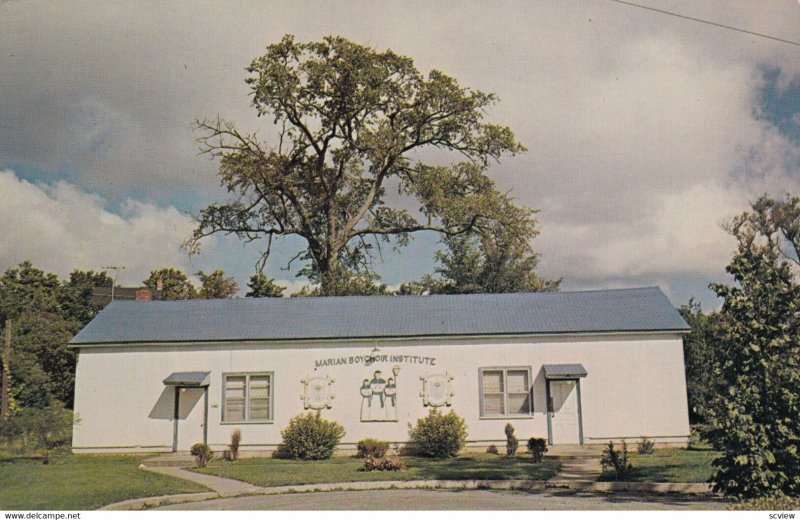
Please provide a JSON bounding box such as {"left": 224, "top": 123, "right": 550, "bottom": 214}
{"left": 678, "top": 299, "right": 721, "bottom": 425}
{"left": 197, "top": 269, "right": 239, "bottom": 299}
{"left": 245, "top": 273, "right": 285, "bottom": 298}
{"left": 188, "top": 35, "right": 540, "bottom": 295}
{"left": 143, "top": 268, "right": 197, "bottom": 300}
{"left": 704, "top": 197, "right": 800, "bottom": 499}
{"left": 400, "top": 231, "right": 559, "bottom": 295}
{"left": 59, "top": 270, "right": 113, "bottom": 325}
{"left": 0, "top": 262, "right": 97, "bottom": 412}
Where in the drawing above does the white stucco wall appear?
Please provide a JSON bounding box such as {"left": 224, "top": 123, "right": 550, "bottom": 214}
{"left": 71, "top": 333, "right": 690, "bottom": 453}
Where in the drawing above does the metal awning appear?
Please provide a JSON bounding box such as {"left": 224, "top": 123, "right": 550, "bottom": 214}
{"left": 543, "top": 364, "right": 587, "bottom": 379}
{"left": 162, "top": 371, "right": 211, "bottom": 387}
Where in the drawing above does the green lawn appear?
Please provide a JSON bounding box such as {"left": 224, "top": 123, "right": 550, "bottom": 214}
{"left": 0, "top": 454, "right": 208, "bottom": 510}
{"left": 194, "top": 453, "right": 560, "bottom": 487}
{"left": 599, "top": 448, "right": 720, "bottom": 483}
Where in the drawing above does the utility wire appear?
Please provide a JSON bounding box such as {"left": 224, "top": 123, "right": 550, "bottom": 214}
{"left": 607, "top": 0, "right": 800, "bottom": 47}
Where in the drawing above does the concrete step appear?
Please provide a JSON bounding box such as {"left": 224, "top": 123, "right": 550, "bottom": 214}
{"left": 142, "top": 453, "right": 196, "bottom": 468}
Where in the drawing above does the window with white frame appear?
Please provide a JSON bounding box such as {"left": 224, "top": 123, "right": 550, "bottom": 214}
{"left": 223, "top": 373, "right": 273, "bottom": 422}
{"left": 479, "top": 367, "right": 532, "bottom": 417}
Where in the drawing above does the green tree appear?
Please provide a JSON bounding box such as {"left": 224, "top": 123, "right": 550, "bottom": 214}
{"left": 400, "top": 233, "right": 559, "bottom": 295}
{"left": 187, "top": 35, "right": 540, "bottom": 295}
{"left": 197, "top": 269, "right": 239, "bottom": 299}
{"left": 245, "top": 273, "right": 285, "bottom": 298}
{"left": 292, "top": 268, "right": 390, "bottom": 297}
{"left": 704, "top": 199, "right": 800, "bottom": 499}
{"left": 678, "top": 299, "right": 721, "bottom": 425}
{"left": 11, "top": 314, "right": 80, "bottom": 408}
{"left": 0, "top": 261, "right": 61, "bottom": 324}
{"left": 0, "top": 262, "right": 97, "bottom": 411}
{"left": 59, "top": 270, "right": 113, "bottom": 325}
{"left": 143, "top": 268, "right": 197, "bottom": 300}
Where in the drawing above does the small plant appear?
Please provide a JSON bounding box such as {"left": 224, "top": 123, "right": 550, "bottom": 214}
{"left": 728, "top": 495, "right": 800, "bottom": 511}
{"left": 408, "top": 409, "right": 467, "bottom": 458}
{"left": 276, "top": 411, "right": 345, "bottom": 460}
{"left": 486, "top": 444, "right": 499, "bottom": 455}
{"left": 637, "top": 436, "right": 655, "bottom": 455}
{"left": 190, "top": 442, "right": 214, "bottom": 468}
{"left": 600, "top": 440, "right": 632, "bottom": 481}
{"left": 527, "top": 437, "right": 548, "bottom": 463}
{"left": 504, "top": 423, "right": 518, "bottom": 456}
{"left": 229, "top": 429, "right": 242, "bottom": 461}
{"left": 363, "top": 455, "right": 406, "bottom": 471}
{"left": 357, "top": 438, "right": 389, "bottom": 458}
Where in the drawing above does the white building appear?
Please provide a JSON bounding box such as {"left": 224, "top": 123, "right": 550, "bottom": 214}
{"left": 70, "top": 287, "right": 691, "bottom": 453}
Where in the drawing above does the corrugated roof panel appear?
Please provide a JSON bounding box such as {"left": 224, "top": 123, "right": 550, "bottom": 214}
{"left": 70, "top": 287, "right": 689, "bottom": 345}
{"left": 543, "top": 364, "right": 588, "bottom": 378}
{"left": 162, "top": 372, "right": 211, "bottom": 386}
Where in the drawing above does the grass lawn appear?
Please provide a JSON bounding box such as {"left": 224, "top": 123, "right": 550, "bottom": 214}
{"left": 194, "top": 453, "right": 561, "bottom": 487}
{"left": 0, "top": 454, "right": 208, "bottom": 510}
{"left": 598, "top": 447, "right": 720, "bottom": 483}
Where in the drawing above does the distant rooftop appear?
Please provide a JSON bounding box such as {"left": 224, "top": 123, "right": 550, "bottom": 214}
{"left": 70, "top": 287, "right": 689, "bottom": 346}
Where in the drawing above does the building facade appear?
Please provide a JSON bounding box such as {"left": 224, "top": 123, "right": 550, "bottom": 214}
{"left": 70, "top": 287, "right": 691, "bottom": 453}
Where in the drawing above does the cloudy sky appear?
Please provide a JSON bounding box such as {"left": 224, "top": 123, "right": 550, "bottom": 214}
{"left": 1, "top": 0, "right": 799, "bottom": 308}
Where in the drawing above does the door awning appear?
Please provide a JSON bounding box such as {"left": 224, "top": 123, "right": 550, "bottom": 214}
{"left": 543, "top": 364, "right": 587, "bottom": 379}
{"left": 163, "top": 371, "right": 211, "bottom": 387}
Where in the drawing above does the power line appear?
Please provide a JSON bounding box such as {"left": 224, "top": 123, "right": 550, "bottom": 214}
{"left": 606, "top": 0, "right": 800, "bottom": 47}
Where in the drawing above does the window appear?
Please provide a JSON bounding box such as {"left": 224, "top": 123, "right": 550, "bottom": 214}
{"left": 222, "top": 373, "right": 273, "bottom": 423}
{"left": 479, "top": 367, "right": 531, "bottom": 417}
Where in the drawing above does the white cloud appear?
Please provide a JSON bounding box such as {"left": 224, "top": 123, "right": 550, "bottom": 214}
{"left": 0, "top": 169, "right": 210, "bottom": 285}
{"left": 1, "top": 1, "right": 800, "bottom": 306}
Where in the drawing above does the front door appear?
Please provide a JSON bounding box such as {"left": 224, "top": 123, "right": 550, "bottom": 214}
{"left": 549, "top": 380, "right": 581, "bottom": 444}
{"left": 174, "top": 387, "right": 206, "bottom": 451}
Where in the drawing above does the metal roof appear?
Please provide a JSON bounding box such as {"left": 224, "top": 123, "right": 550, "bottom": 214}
{"left": 543, "top": 364, "right": 588, "bottom": 379}
{"left": 162, "top": 372, "right": 211, "bottom": 386}
{"left": 70, "top": 287, "right": 689, "bottom": 346}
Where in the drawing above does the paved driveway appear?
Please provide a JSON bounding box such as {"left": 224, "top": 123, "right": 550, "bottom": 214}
{"left": 154, "top": 489, "right": 728, "bottom": 511}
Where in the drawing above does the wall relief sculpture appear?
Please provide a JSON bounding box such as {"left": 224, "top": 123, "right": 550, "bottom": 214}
{"left": 301, "top": 375, "right": 335, "bottom": 410}
{"left": 420, "top": 372, "right": 454, "bottom": 407}
{"left": 359, "top": 366, "right": 399, "bottom": 422}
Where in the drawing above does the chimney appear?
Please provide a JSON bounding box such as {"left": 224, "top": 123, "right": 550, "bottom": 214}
{"left": 135, "top": 289, "right": 153, "bottom": 301}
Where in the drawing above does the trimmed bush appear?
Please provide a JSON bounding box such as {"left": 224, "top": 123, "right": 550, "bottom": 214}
{"left": 486, "top": 444, "right": 499, "bottom": 455}
{"left": 277, "top": 412, "right": 345, "bottom": 460}
{"left": 230, "top": 429, "right": 242, "bottom": 461}
{"left": 600, "top": 440, "right": 632, "bottom": 481}
{"left": 357, "top": 438, "right": 389, "bottom": 458}
{"left": 408, "top": 409, "right": 467, "bottom": 458}
{"left": 505, "top": 423, "right": 518, "bottom": 456}
{"left": 190, "top": 443, "right": 214, "bottom": 468}
{"left": 527, "top": 437, "right": 547, "bottom": 463}
{"left": 363, "top": 455, "right": 406, "bottom": 471}
{"left": 637, "top": 436, "right": 655, "bottom": 455}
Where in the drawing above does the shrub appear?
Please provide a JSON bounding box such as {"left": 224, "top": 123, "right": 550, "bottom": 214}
{"left": 504, "top": 423, "right": 518, "bottom": 456}
{"left": 277, "top": 411, "right": 345, "bottom": 460}
{"left": 2, "top": 402, "right": 75, "bottom": 455}
{"left": 408, "top": 409, "right": 467, "bottom": 458}
{"left": 190, "top": 443, "right": 214, "bottom": 468}
{"left": 229, "top": 429, "right": 242, "bottom": 461}
{"left": 637, "top": 436, "right": 655, "bottom": 455}
{"left": 357, "top": 438, "right": 389, "bottom": 458}
{"left": 527, "top": 437, "right": 548, "bottom": 463}
{"left": 486, "top": 444, "right": 499, "bottom": 455}
{"left": 728, "top": 495, "right": 800, "bottom": 511}
{"left": 600, "top": 440, "right": 632, "bottom": 481}
{"left": 363, "top": 455, "right": 406, "bottom": 471}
